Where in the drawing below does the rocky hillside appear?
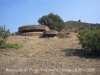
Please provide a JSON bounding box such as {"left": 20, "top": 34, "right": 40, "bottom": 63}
{"left": 63, "top": 20, "right": 100, "bottom": 32}
{"left": 1, "top": 33, "right": 100, "bottom": 75}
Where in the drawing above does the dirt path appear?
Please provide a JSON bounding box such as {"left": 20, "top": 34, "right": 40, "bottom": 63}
{"left": 0, "top": 33, "right": 100, "bottom": 75}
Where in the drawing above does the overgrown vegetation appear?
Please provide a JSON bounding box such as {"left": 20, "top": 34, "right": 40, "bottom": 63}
{"left": 0, "top": 25, "right": 20, "bottom": 49}
{"left": 38, "top": 13, "right": 65, "bottom": 32}
{"left": 77, "top": 29, "right": 100, "bottom": 56}
{"left": 64, "top": 20, "right": 100, "bottom": 32}
{"left": 0, "top": 25, "right": 10, "bottom": 46}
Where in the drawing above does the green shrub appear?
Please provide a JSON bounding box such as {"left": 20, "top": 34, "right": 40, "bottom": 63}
{"left": 0, "top": 25, "right": 10, "bottom": 47}
{"left": 0, "top": 25, "right": 20, "bottom": 49}
{"left": 77, "top": 29, "right": 100, "bottom": 56}
{"left": 0, "top": 43, "right": 20, "bottom": 49}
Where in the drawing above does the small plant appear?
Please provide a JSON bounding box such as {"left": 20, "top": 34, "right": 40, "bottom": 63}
{"left": 77, "top": 29, "right": 100, "bottom": 56}
{"left": 0, "top": 25, "right": 20, "bottom": 49}
{"left": 0, "top": 43, "right": 20, "bottom": 49}
{"left": 0, "top": 25, "right": 10, "bottom": 46}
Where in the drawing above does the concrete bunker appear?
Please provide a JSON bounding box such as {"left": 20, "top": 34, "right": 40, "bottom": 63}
{"left": 18, "top": 25, "right": 50, "bottom": 36}
{"left": 43, "top": 30, "right": 58, "bottom": 37}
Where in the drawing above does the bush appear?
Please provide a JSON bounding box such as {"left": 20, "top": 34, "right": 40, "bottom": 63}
{"left": 0, "top": 43, "right": 20, "bottom": 49}
{"left": 77, "top": 29, "right": 100, "bottom": 56}
{"left": 0, "top": 25, "right": 20, "bottom": 49}
{"left": 0, "top": 25, "right": 10, "bottom": 46}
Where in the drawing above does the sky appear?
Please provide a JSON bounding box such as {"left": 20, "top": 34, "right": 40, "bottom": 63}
{"left": 0, "top": 0, "right": 100, "bottom": 33}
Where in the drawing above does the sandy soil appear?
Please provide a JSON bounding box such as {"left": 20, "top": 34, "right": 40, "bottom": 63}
{"left": 0, "top": 33, "right": 100, "bottom": 75}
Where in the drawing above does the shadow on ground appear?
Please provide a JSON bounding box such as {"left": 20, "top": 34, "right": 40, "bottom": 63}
{"left": 62, "top": 48, "right": 100, "bottom": 59}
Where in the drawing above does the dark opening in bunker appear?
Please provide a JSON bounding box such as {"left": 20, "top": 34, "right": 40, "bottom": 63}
{"left": 43, "top": 34, "right": 57, "bottom": 37}
{"left": 20, "top": 29, "right": 46, "bottom": 33}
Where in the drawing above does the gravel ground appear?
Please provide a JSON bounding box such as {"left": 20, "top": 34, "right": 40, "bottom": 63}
{"left": 0, "top": 33, "right": 100, "bottom": 75}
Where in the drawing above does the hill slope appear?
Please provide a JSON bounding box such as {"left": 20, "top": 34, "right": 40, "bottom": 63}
{"left": 63, "top": 20, "right": 100, "bottom": 32}
{"left": 0, "top": 33, "right": 100, "bottom": 75}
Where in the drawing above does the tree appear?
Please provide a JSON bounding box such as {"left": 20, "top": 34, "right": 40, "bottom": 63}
{"left": 78, "top": 19, "right": 81, "bottom": 22}
{"left": 38, "top": 13, "right": 65, "bottom": 32}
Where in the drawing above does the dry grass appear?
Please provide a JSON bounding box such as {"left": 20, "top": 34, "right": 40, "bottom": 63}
{"left": 0, "top": 33, "right": 100, "bottom": 75}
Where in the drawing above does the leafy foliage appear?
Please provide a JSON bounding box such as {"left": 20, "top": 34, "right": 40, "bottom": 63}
{"left": 38, "top": 13, "right": 65, "bottom": 32}
{"left": 0, "top": 25, "right": 10, "bottom": 46}
{"left": 77, "top": 29, "right": 100, "bottom": 56}
{"left": 0, "top": 25, "right": 20, "bottom": 49}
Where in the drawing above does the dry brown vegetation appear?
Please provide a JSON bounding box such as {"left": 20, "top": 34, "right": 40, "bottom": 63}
{"left": 64, "top": 21, "right": 100, "bottom": 32}
{"left": 0, "top": 33, "right": 100, "bottom": 75}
